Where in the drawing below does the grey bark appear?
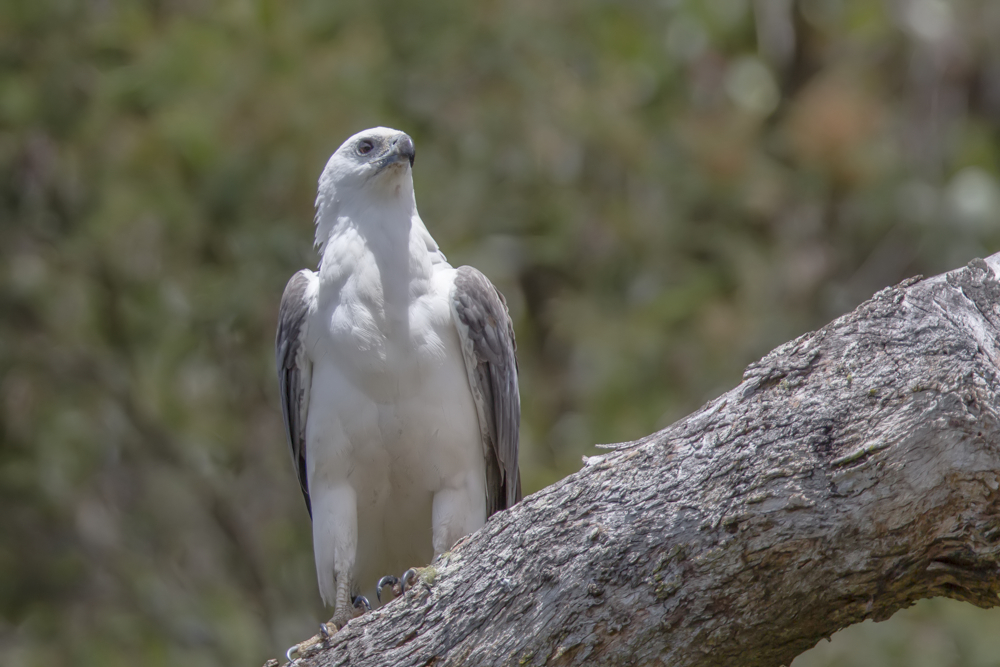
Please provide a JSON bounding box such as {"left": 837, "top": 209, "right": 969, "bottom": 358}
{"left": 273, "top": 254, "right": 1000, "bottom": 667}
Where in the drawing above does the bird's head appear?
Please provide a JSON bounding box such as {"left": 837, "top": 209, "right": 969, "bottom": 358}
{"left": 313, "top": 127, "right": 418, "bottom": 254}
{"left": 317, "top": 127, "right": 416, "bottom": 206}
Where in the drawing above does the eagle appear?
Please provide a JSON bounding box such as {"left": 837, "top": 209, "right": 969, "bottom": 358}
{"left": 275, "top": 127, "right": 521, "bottom": 629}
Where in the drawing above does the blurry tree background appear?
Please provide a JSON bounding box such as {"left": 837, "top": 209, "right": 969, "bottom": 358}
{"left": 2, "top": 0, "right": 999, "bottom": 665}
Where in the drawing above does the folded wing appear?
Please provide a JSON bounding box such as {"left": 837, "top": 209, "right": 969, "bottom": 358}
{"left": 275, "top": 269, "right": 318, "bottom": 516}
{"left": 450, "top": 266, "right": 522, "bottom": 515}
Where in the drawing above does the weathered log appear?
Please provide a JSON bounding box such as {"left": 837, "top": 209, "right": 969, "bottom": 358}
{"left": 273, "top": 254, "right": 1000, "bottom": 667}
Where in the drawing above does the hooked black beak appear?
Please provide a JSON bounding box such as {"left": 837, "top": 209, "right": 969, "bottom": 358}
{"left": 392, "top": 133, "right": 415, "bottom": 167}
{"left": 373, "top": 133, "right": 416, "bottom": 172}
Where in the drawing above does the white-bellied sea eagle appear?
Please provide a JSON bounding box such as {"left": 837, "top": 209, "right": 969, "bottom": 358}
{"left": 275, "top": 127, "right": 521, "bottom": 631}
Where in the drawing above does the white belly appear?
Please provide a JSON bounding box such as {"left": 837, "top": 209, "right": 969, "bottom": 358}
{"left": 304, "top": 267, "right": 486, "bottom": 601}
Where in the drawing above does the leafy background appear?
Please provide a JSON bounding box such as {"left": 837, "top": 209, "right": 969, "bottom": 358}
{"left": 2, "top": 0, "right": 1000, "bottom": 665}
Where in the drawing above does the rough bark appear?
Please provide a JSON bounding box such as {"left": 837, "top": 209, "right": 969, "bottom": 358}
{"left": 273, "top": 254, "right": 1000, "bottom": 667}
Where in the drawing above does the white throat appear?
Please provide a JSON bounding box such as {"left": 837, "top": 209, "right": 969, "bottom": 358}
{"left": 314, "top": 170, "right": 418, "bottom": 259}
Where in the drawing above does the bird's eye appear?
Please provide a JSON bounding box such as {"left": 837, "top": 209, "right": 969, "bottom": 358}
{"left": 356, "top": 139, "right": 375, "bottom": 156}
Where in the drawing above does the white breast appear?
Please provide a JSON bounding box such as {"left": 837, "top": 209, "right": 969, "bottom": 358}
{"left": 305, "top": 246, "right": 486, "bottom": 598}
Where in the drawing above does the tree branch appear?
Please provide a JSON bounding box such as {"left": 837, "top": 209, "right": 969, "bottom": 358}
{"left": 273, "top": 254, "right": 1000, "bottom": 667}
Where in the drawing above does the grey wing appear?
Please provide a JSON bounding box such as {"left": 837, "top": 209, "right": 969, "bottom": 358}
{"left": 450, "top": 265, "right": 522, "bottom": 516}
{"left": 275, "top": 269, "right": 318, "bottom": 517}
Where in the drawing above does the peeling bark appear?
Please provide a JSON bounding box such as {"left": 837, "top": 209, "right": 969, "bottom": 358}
{"left": 272, "top": 254, "right": 1000, "bottom": 667}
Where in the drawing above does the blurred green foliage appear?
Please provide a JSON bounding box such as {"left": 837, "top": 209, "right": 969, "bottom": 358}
{"left": 1, "top": 0, "right": 998, "bottom": 664}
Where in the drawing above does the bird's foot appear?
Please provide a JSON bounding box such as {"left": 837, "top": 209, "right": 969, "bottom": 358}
{"left": 376, "top": 575, "right": 401, "bottom": 603}
{"left": 281, "top": 597, "right": 369, "bottom": 663}
{"left": 322, "top": 595, "right": 369, "bottom": 634}
{"left": 285, "top": 631, "right": 328, "bottom": 664}
{"left": 318, "top": 621, "right": 337, "bottom": 641}
{"left": 353, "top": 595, "right": 371, "bottom": 617}
{"left": 376, "top": 568, "right": 420, "bottom": 604}
{"left": 401, "top": 567, "right": 419, "bottom": 590}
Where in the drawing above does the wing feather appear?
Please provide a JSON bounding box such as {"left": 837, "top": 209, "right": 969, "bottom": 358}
{"left": 275, "top": 269, "right": 317, "bottom": 516}
{"left": 450, "top": 266, "right": 521, "bottom": 515}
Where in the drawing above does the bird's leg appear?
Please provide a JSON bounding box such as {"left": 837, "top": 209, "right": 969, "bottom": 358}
{"left": 326, "top": 570, "right": 355, "bottom": 629}
{"left": 312, "top": 484, "right": 359, "bottom": 631}
{"left": 431, "top": 487, "right": 483, "bottom": 555}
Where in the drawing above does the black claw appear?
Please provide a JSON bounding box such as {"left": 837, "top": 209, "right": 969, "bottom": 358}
{"left": 376, "top": 575, "right": 399, "bottom": 603}
{"left": 319, "top": 622, "right": 333, "bottom": 640}
{"left": 401, "top": 568, "right": 419, "bottom": 593}
{"left": 353, "top": 595, "right": 371, "bottom": 614}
